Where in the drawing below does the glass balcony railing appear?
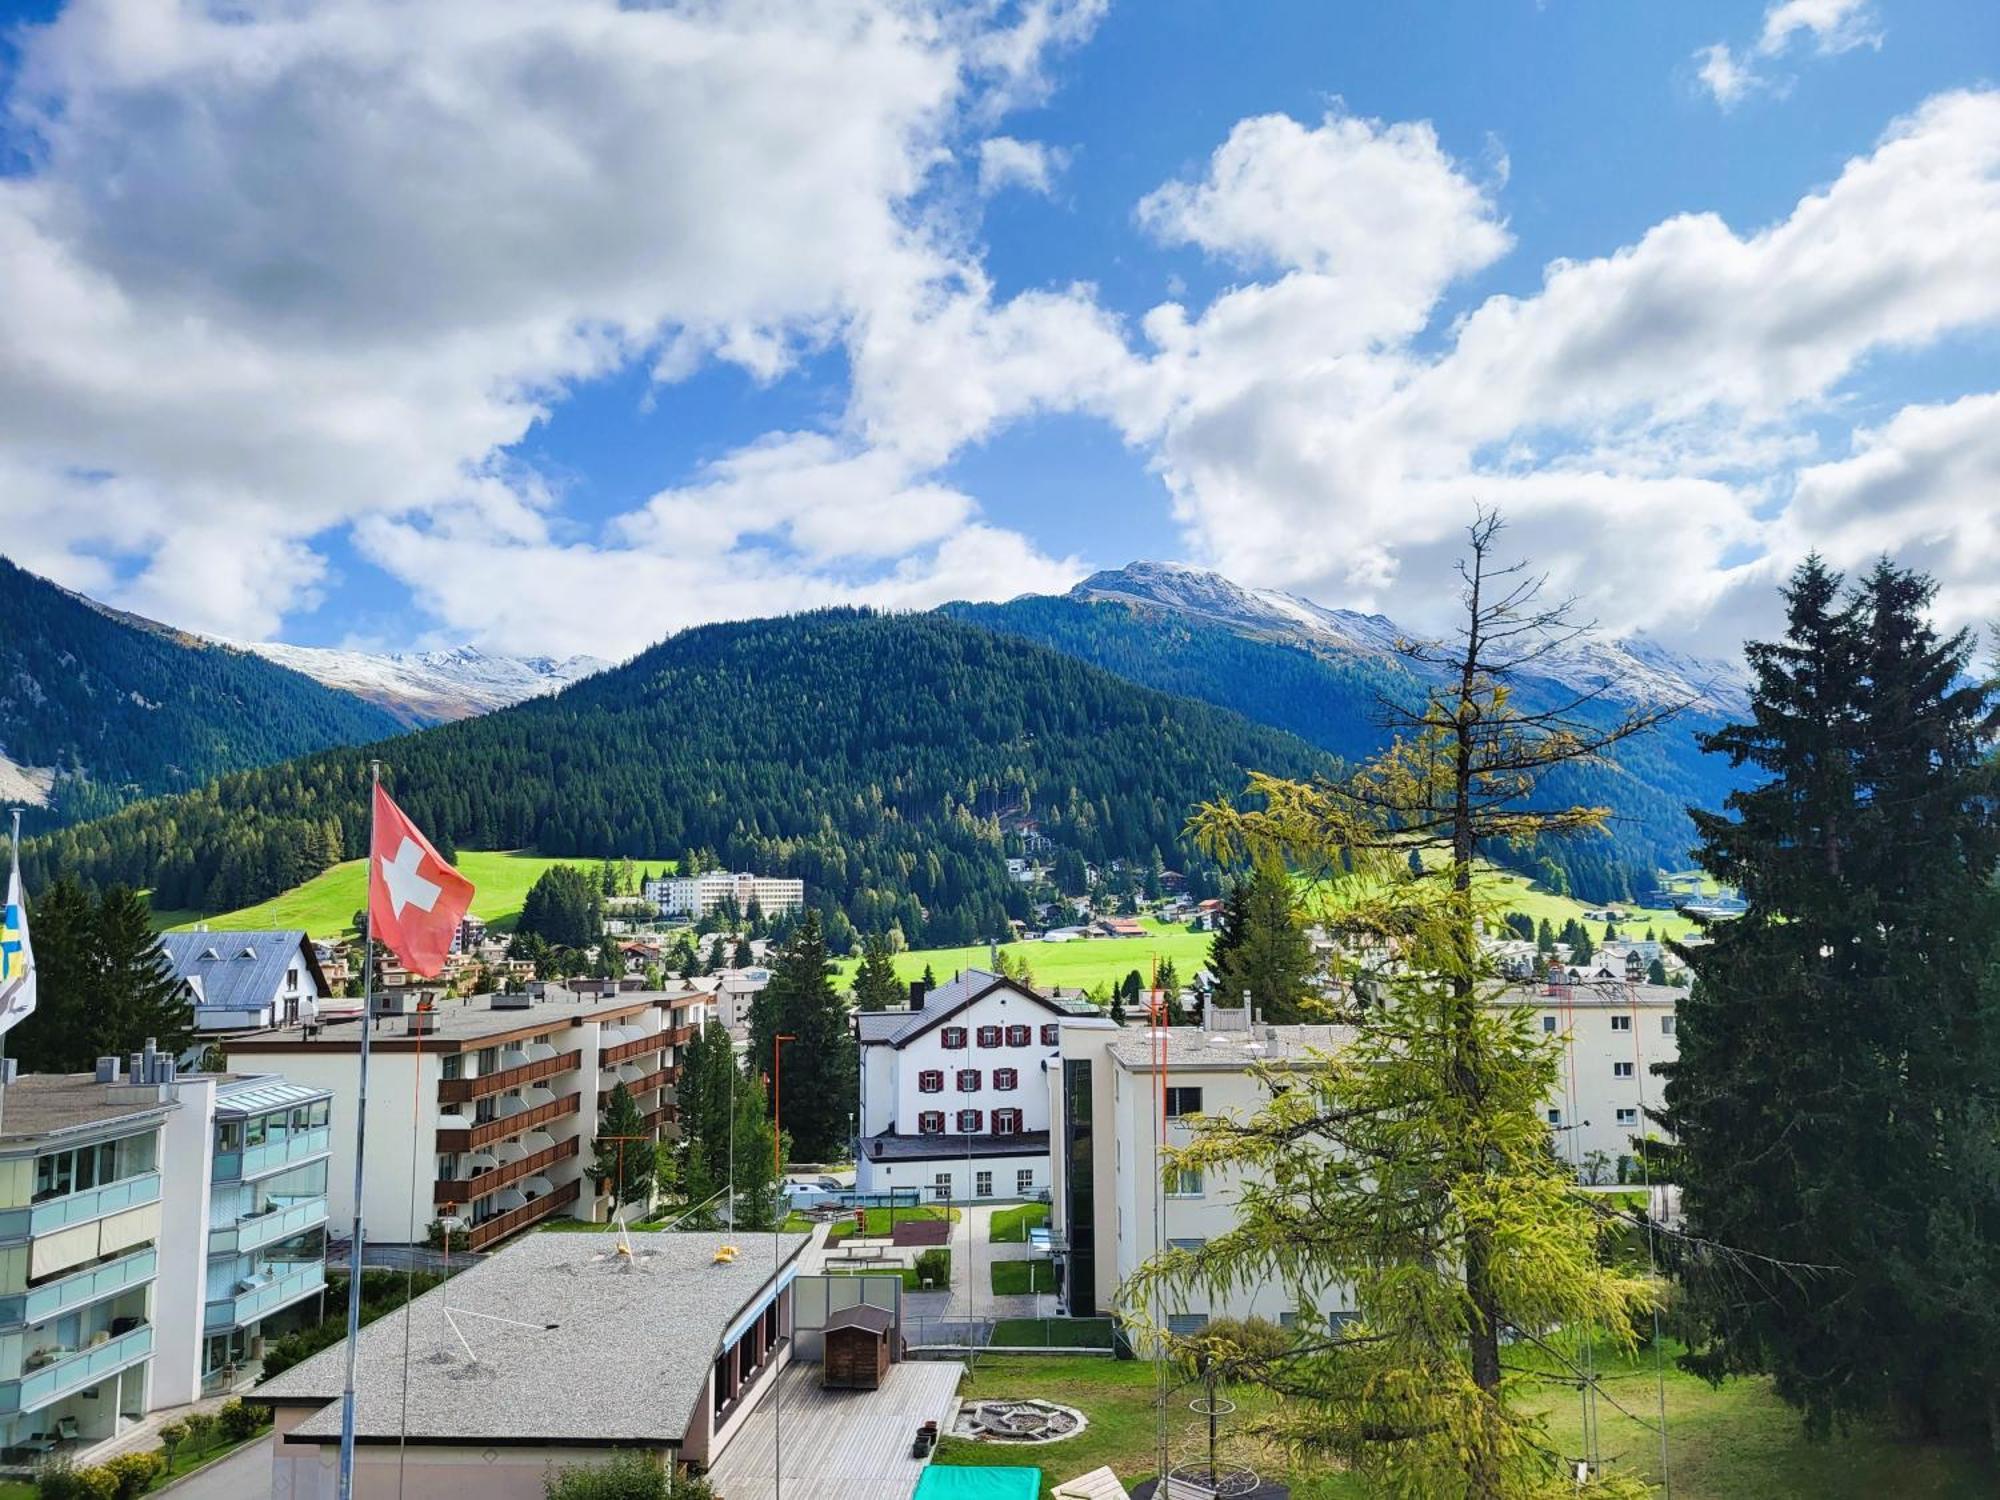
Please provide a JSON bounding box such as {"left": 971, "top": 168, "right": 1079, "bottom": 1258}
{"left": 0, "top": 1174, "right": 161, "bottom": 1244}
{"left": 213, "top": 1127, "right": 333, "bottom": 1184}
{"left": 207, "top": 1198, "right": 328, "bottom": 1257}
{"left": 203, "top": 1261, "right": 325, "bottom": 1333}
{"left": 0, "top": 1248, "right": 157, "bottom": 1330}
{"left": 0, "top": 1325, "right": 152, "bottom": 1416}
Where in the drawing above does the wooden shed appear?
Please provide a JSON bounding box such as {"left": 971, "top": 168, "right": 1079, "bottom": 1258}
{"left": 821, "top": 1303, "right": 896, "bottom": 1390}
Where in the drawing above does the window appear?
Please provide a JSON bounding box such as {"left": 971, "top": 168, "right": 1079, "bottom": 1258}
{"left": 1610, "top": 1014, "right": 1632, "bottom": 1033}
{"left": 956, "top": 1069, "right": 982, "bottom": 1093}
{"left": 918, "top": 1070, "right": 944, "bottom": 1094}
{"left": 1164, "top": 1086, "right": 1203, "bottom": 1119}
{"left": 993, "top": 1108, "right": 1022, "bottom": 1135}
{"left": 1005, "top": 1024, "right": 1031, "bottom": 1047}
{"left": 439, "top": 1055, "right": 463, "bottom": 1081}
{"left": 932, "top": 1172, "right": 952, "bottom": 1203}
{"left": 284, "top": 968, "right": 299, "bottom": 993}
{"left": 1016, "top": 1169, "right": 1035, "bottom": 1195}
{"left": 1166, "top": 1236, "right": 1207, "bottom": 1252}
{"left": 941, "top": 1027, "right": 967, "bottom": 1050}
{"left": 918, "top": 1111, "right": 946, "bottom": 1134}
{"left": 1166, "top": 1312, "right": 1209, "bottom": 1336}
{"left": 956, "top": 1109, "right": 983, "bottom": 1133}
{"left": 975, "top": 1171, "right": 994, "bottom": 1198}
{"left": 1041, "top": 1024, "right": 1059, "bottom": 1046}
{"left": 214, "top": 1121, "right": 244, "bottom": 1155}
{"left": 1546, "top": 1108, "right": 1562, "bottom": 1125}
{"left": 1616, "top": 1108, "right": 1640, "bottom": 1127}
{"left": 1166, "top": 1167, "right": 1204, "bottom": 1198}
{"left": 1613, "top": 1061, "right": 1635, "bottom": 1079}
{"left": 1661, "top": 1015, "right": 1677, "bottom": 1036}
{"left": 994, "top": 1068, "right": 1018, "bottom": 1092}
{"left": 976, "top": 1025, "right": 1003, "bottom": 1049}
{"left": 1541, "top": 1015, "right": 1557, "bottom": 1033}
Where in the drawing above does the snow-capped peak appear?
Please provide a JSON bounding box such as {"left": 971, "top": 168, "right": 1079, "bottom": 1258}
{"left": 235, "top": 641, "right": 607, "bottom": 726}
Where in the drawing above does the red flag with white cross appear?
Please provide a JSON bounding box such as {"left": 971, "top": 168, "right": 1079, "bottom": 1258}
{"left": 366, "top": 784, "right": 474, "bottom": 978}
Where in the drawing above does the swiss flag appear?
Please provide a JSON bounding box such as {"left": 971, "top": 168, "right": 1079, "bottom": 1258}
{"left": 366, "top": 785, "right": 474, "bottom": 979}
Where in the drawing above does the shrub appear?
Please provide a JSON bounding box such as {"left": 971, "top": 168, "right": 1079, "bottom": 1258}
{"left": 1179, "top": 1314, "right": 1293, "bottom": 1376}
{"left": 102, "top": 1453, "right": 164, "bottom": 1500}
{"left": 35, "top": 1458, "right": 116, "bottom": 1500}
{"left": 215, "top": 1399, "right": 267, "bottom": 1442}
{"left": 543, "top": 1451, "right": 669, "bottom": 1500}
{"left": 154, "top": 1421, "right": 188, "bottom": 1466}
{"left": 180, "top": 1412, "right": 218, "bottom": 1452}
{"left": 913, "top": 1247, "right": 950, "bottom": 1288}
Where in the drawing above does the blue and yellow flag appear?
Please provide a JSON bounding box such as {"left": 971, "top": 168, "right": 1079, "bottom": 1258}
{"left": 0, "top": 865, "right": 35, "bottom": 1036}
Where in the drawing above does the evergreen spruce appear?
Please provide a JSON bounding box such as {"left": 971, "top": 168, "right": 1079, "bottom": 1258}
{"left": 14, "top": 880, "right": 192, "bottom": 1073}
{"left": 589, "top": 1083, "right": 653, "bottom": 1209}
{"left": 1206, "top": 863, "right": 1314, "bottom": 1022}
{"left": 748, "top": 912, "right": 857, "bottom": 1162}
{"left": 852, "top": 933, "right": 905, "bottom": 1012}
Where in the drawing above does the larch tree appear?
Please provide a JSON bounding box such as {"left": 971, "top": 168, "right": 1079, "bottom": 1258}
{"left": 1137, "top": 511, "right": 1673, "bottom": 1500}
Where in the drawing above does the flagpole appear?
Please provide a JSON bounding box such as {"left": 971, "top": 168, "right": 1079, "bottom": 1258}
{"left": 337, "top": 761, "right": 381, "bottom": 1500}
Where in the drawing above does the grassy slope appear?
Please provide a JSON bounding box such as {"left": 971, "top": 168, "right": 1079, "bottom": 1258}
{"left": 934, "top": 1351, "right": 1995, "bottom": 1500}
{"left": 155, "top": 850, "right": 677, "bottom": 940}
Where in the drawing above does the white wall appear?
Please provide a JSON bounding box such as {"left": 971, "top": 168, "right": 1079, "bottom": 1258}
{"left": 150, "top": 1078, "right": 218, "bottom": 1408}
{"left": 860, "top": 1151, "right": 1048, "bottom": 1204}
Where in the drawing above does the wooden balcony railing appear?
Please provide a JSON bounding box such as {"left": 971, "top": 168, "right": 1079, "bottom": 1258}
{"left": 434, "top": 1136, "right": 580, "bottom": 1206}
{"left": 601, "top": 1034, "right": 666, "bottom": 1066}
{"left": 462, "top": 1180, "right": 581, "bottom": 1251}
{"left": 662, "top": 1023, "right": 697, "bottom": 1048}
{"left": 435, "top": 1094, "right": 580, "bottom": 1152}
{"left": 622, "top": 1066, "right": 678, "bottom": 1097}
{"left": 644, "top": 1105, "right": 680, "bottom": 1139}
{"left": 438, "top": 1050, "right": 582, "bottom": 1104}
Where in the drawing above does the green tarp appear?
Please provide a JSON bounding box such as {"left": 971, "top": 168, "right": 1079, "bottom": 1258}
{"left": 913, "top": 1466, "right": 1043, "bottom": 1500}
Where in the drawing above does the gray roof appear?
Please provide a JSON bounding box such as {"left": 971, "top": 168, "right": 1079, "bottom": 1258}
{"left": 860, "top": 1130, "right": 1051, "bottom": 1162}
{"left": 213, "top": 1076, "right": 331, "bottom": 1118}
{"left": 231, "top": 989, "right": 698, "bottom": 1053}
{"left": 855, "top": 970, "right": 1095, "bottom": 1048}
{"left": 157, "top": 930, "right": 324, "bottom": 1013}
{"left": 0, "top": 1075, "right": 177, "bottom": 1144}
{"left": 255, "top": 1230, "right": 810, "bottom": 1445}
{"left": 1106, "top": 1025, "right": 1357, "bottom": 1072}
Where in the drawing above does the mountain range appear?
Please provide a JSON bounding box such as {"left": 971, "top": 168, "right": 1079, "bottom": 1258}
{"left": 236, "top": 641, "right": 606, "bottom": 726}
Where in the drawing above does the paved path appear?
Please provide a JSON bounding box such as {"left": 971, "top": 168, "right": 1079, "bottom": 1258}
{"left": 161, "top": 1436, "right": 271, "bottom": 1500}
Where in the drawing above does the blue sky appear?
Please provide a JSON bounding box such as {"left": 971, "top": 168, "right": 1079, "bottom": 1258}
{"left": 1, "top": 0, "right": 1996, "bottom": 659}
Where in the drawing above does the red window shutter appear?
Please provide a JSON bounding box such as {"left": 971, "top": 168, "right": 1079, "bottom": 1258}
{"left": 1007, "top": 1025, "right": 1030, "bottom": 1047}
{"left": 977, "top": 1026, "right": 1001, "bottom": 1048}
{"left": 942, "top": 1027, "right": 966, "bottom": 1050}
{"left": 995, "top": 1068, "right": 1016, "bottom": 1091}
{"left": 1041, "top": 1024, "right": 1059, "bottom": 1046}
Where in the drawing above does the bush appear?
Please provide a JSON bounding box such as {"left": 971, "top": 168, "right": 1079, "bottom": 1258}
{"left": 543, "top": 1452, "right": 668, "bottom": 1500}
{"left": 215, "top": 1399, "right": 267, "bottom": 1442}
{"left": 154, "top": 1422, "right": 188, "bottom": 1464}
{"left": 913, "top": 1247, "right": 950, "bottom": 1287}
{"left": 181, "top": 1412, "right": 218, "bottom": 1452}
{"left": 102, "top": 1453, "right": 164, "bottom": 1500}
{"left": 35, "top": 1458, "right": 116, "bottom": 1500}
{"left": 1179, "top": 1314, "right": 1293, "bottom": 1376}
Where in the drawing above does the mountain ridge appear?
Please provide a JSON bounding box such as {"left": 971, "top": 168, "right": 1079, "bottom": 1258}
{"left": 234, "top": 640, "right": 608, "bottom": 726}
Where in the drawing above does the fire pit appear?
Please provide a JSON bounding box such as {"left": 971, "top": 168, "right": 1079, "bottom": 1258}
{"left": 952, "top": 1398, "right": 1087, "bottom": 1443}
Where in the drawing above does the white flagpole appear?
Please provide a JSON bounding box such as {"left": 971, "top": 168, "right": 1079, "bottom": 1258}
{"left": 337, "top": 761, "right": 381, "bottom": 1500}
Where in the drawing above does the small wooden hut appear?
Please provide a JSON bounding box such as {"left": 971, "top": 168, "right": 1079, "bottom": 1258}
{"left": 821, "top": 1303, "right": 895, "bottom": 1389}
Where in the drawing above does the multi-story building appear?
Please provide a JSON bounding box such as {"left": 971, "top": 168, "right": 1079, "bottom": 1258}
{"left": 1048, "top": 980, "right": 1680, "bottom": 1335}
{"left": 644, "top": 871, "right": 805, "bottom": 920}
{"left": 157, "top": 931, "right": 331, "bottom": 1034}
{"left": 227, "top": 985, "right": 711, "bottom": 1249}
{"left": 855, "top": 969, "right": 1113, "bottom": 1203}
{"left": 0, "top": 1049, "right": 334, "bottom": 1462}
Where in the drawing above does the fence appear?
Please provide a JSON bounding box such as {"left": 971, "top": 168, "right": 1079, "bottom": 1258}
{"left": 905, "top": 1313, "right": 1120, "bottom": 1357}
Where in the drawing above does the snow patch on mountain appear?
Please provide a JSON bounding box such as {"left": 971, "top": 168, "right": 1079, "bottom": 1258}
{"left": 1069, "top": 561, "right": 1751, "bottom": 716}
{"left": 237, "top": 642, "right": 607, "bottom": 725}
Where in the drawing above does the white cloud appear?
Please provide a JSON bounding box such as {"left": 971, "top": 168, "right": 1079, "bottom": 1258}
{"left": 0, "top": 0, "right": 1108, "bottom": 649}
{"left": 977, "top": 136, "right": 1067, "bottom": 196}
{"left": 1123, "top": 91, "right": 2000, "bottom": 646}
{"left": 1697, "top": 0, "right": 1881, "bottom": 107}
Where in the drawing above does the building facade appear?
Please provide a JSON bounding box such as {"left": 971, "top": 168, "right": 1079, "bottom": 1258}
{"left": 227, "top": 985, "right": 711, "bottom": 1248}
{"left": 644, "top": 872, "right": 805, "bottom": 920}
{"left": 157, "top": 931, "right": 331, "bottom": 1034}
{"left": 855, "top": 970, "right": 1113, "bottom": 1203}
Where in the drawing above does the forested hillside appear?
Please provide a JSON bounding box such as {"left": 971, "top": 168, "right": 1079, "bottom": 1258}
{"left": 0, "top": 555, "right": 405, "bottom": 826}
{"left": 26, "top": 610, "right": 1325, "bottom": 948}
{"left": 945, "top": 594, "right": 1744, "bottom": 901}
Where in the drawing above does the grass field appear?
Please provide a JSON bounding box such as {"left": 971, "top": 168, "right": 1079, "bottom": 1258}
{"left": 933, "top": 1348, "right": 1997, "bottom": 1500}
{"left": 990, "top": 1203, "right": 1049, "bottom": 1243}
{"left": 834, "top": 917, "right": 1214, "bottom": 998}
{"left": 153, "top": 849, "right": 676, "bottom": 940}
{"left": 991, "top": 1258, "right": 1057, "bottom": 1294}
{"left": 824, "top": 1204, "right": 958, "bottom": 1241}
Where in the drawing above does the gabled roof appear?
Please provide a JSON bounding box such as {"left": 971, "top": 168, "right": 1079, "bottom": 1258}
{"left": 857, "top": 969, "right": 1081, "bottom": 1050}
{"left": 156, "top": 930, "right": 328, "bottom": 1013}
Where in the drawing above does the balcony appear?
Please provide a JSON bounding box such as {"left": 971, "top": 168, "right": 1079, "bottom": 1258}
{"left": 214, "top": 1127, "right": 333, "bottom": 1184}
{"left": 0, "top": 1325, "right": 152, "bottom": 1416}
{"left": 434, "top": 1137, "right": 579, "bottom": 1206}
{"left": 643, "top": 1107, "right": 680, "bottom": 1140}
{"left": 662, "top": 1023, "right": 697, "bottom": 1048}
{"left": 624, "top": 1067, "right": 678, "bottom": 1097}
{"left": 434, "top": 1095, "right": 579, "bottom": 1152}
{"left": 203, "top": 1261, "right": 325, "bottom": 1334}
{"left": 0, "top": 1174, "right": 160, "bottom": 1244}
{"left": 0, "top": 1249, "right": 156, "bottom": 1330}
{"left": 462, "top": 1180, "right": 580, "bottom": 1251}
{"left": 438, "top": 1050, "right": 582, "bottom": 1105}
{"left": 600, "top": 1034, "right": 665, "bottom": 1066}
{"left": 207, "top": 1197, "right": 328, "bottom": 1257}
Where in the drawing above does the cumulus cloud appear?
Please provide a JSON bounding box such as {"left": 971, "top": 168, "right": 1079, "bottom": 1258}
{"left": 1697, "top": 0, "right": 1882, "bottom": 107}
{"left": 977, "top": 136, "right": 1067, "bottom": 196}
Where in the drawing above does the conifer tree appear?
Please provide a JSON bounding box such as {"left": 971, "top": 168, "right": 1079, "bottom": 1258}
{"left": 852, "top": 933, "right": 905, "bottom": 1012}
{"left": 749, "top": 911, "right": 856, "bottom": 1162}
{"left": 15, "top": 880, "right": 192, "bottom": 1073}
{"left": 1207, "top": 862, "right": 1314, "bottom": 1022}
{"left": 589, "top": 1083, "right": 652, "bottom": 1209}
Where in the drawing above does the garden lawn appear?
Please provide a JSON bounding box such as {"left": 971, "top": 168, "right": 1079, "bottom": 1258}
{"left": 156, "top": 850, "right": 677, "bottom": 940}
{"left": 932, "top": 1348, "right": 1999, "bottom": 1500}
{"left": 990, "top": 1259, "right": 1056, "bottom": 1295}
{"left": 989, "top": 1203, "right": 1049, "bottom": 1243}
{"left": 826, "top": 1255, "right": 949, "bottom": 1292}
{"left": 987, "top": 1317, "right": 1115, "bottom": 1349}
{"left": 825, "top": 1205, "right": 958, "bottom": 1241}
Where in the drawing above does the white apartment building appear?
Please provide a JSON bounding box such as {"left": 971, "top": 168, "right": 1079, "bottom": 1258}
{"left": 855, "top": 969, "right": 1114, "bottom": 1203}
{"left": 1047, "top": 979, "right": 1680, "bottom": 1335}
{"left": 0, "top": 1051, "right": 334, "bottom": 1465}
{"left": 228, "top": 984, "right": 711, "bottom": 1249}
{"left": 645, "top": 871, "right": 805, "bottom": 920}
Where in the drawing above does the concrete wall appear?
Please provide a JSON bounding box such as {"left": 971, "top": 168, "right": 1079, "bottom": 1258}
{"left": 151, "top": 1078, "right": 218, "bottom": 1408}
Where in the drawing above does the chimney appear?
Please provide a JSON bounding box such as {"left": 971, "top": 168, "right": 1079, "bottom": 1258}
{"left": 95, "top": 1057, "right": 122, "bottom": 1084}
{"left": 407, "top": 1011, "right": 439, "bottom": 1037}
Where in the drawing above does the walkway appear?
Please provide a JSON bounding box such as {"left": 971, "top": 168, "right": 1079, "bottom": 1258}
{"left": 906, "top": 1203, "right": 1051, "bottom": 1346}
{"left": 704, "top": 1359, "right": 962, "bottom": 1500}
{"left": 159, "top": 1436, "right": 271, "bottom": 1500}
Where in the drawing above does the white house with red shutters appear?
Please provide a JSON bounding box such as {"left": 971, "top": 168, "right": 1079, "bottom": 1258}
{"left": 854, "top": 969, "right": 1116, "bottom": 1203}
